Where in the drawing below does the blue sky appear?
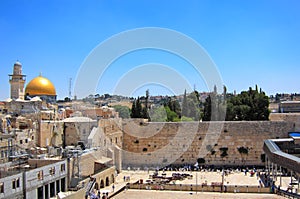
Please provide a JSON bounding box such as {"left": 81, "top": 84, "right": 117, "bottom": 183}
{"left": 1, "top": 0, "right": 300, "bottom": 100}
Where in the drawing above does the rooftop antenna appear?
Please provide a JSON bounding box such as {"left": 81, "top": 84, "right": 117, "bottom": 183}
{"left": 69, "top": 78, "right": 72, "bottom": 99}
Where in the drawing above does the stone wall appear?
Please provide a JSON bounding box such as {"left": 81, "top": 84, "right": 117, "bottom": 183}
{"left": 39, "top": 121, "right": 64, "bottom": 147}
{"left": 269, "top": 113, "right": 300, "bottom": 131}
{"left": 64, "top": 120, "right": 97, "bottom": 147}
{"left": 121, "top": 120, "right": 295, "bottom": 168}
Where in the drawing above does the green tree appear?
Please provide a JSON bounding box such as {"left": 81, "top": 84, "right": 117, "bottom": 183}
{"left": 204, "top": 85, "right": 270, "bottom": 121}
{"left": 113, "top": 105, "right": 130, "bottom": 118}
{"left": 225, "top": 86, "right": 270, "bottom": 121}
{"left": 180, "top": 116, "right": 194, "bottom": 121}
{"left": 130, "top": 97, "right": 143, "bottom": 118}
{"left": 182, "top": 89, "right": 188, "bottom": 117}
{"left": 203, "top": 95, "right": 212, "bottom": 121}
{"left": 165, "top": 106, "right": 179, "bottom": 122}
{"left": 165, "top": 97, "right": 181, "bottom": 117}
{"left": 149, "top": 106, "right": 167, "bottom": 122}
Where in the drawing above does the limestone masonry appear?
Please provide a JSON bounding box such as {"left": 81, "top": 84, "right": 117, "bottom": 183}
{"left": 121, "top": 118, "right": 296, "bottom": 168}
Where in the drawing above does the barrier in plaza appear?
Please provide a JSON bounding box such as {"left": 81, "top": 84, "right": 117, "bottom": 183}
{"left": 128, "top": 183, "right": 271, "bottom": 194}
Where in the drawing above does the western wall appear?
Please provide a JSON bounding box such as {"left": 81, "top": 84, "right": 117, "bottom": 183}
{"left": 121, "top": 115, "right": 299, "bottom": 168}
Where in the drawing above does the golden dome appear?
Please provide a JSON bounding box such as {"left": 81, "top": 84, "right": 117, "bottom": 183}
{"left": 25, "top": 75, "right": 56, "bottom": 96}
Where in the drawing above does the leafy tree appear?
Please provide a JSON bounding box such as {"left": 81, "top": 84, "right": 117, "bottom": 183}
{"left": 165, "top": 106, "right": 179, "bottom": 122}
{"left": 113, "top": 105, "right": 130, "bottom": 118}
{"left": 180, "top": 116, "right": 194, "bottom": 122}
{"left": 225, "top": 86, "right": 269, "bottom": 121}
{"left": 149, "top": 106, "right": 167, "bottom": 122}
{"left": 204, "top": 85, "right": 270, "bottom": 121}
{"left": 165, "top": 97, "right": 181, "bottom": 117}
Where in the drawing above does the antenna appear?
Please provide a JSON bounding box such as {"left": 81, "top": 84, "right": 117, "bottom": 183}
{"left": 69, "top": 78, "right": 72, "bottom": 99}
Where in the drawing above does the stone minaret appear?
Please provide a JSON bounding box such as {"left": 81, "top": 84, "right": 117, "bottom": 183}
{"left": 9, "top": 61, "right": 26, "bottom": 100}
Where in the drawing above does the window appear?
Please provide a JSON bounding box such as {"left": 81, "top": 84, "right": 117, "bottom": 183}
{"left": 60, "top": 164, "right": 65, "bottom": 172}
{"left": 20, "top": 140, "right": 23, "bottom": 144}
{"left": 12, "top": 178, "right": 20, "bottom": 189}
{"left": 49, "top": 167, "right": 55, "bottom": 175}
{"left": 37, "top": 171, "right": 43, "bottom": 180}
{"left": 12, "top": 180, "right": 15, "bottom": 189}
{"left": 0, "top": 182, "right": 3, "bottom": 193}
{"left": 16, "top": 178, "right": 20, "bottom": 188}
{"left": 31, "top": 136, "right": 34, "bottom": 140}
{"left": 25, "top": 139, "right": 28, "bottom": 143}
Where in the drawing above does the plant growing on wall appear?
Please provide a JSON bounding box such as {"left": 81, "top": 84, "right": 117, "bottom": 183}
{"left": 197, "top": 158, "right": 206, "bottom": 164}
{"left": 219, "top": 147, "right": 228, "bottom": 158}
{"left": 237, "top": 146, "right": 249, "bottom": 163}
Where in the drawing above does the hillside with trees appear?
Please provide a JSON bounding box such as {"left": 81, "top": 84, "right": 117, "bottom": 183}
{"left": 129, "top": 85, "right": 270, "bottom": 121}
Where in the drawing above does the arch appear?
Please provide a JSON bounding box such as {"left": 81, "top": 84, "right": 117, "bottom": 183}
{"left": 105, "top": 176, "right": 109, "bottom": 186}
{"left": 94, "top": 182, "right": 99, "bottom": 190}
{"left": 100, "top": 179, "right": 104, "bottom": 188}
{"left": 111, "top": 174, "right": 115, "bottom": 183}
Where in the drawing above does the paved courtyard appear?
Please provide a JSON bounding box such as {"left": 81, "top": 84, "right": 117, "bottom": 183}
{"left": 90, "top": 169, "right": 287, "bottom": 198}
{"left": 113, "top": 189, "right": 284, "bottom": 199}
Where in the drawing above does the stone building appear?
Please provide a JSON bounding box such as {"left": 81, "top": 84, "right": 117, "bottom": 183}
{"left": 39, "top": 120, "right": 64, "bottom": 147}
{"left": 0, "top": 158, "right": 67, "bottom": 199}
{"left": 279, "top": 101, "right": 300, "bottom": 113}
{"left": 63, "top": 117, "right": 97, "bottom": 147}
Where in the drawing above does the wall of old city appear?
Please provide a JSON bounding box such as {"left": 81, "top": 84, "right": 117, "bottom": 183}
{"left": 121, "top": 119, "right": 295, "bottom": 168}
{"left": 269, "top": 113, "right": 300, "bottom": 131}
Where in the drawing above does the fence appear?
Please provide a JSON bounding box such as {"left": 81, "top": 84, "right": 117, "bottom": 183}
{"left": 129, "top": 183, "right": 271, "bottom": 194}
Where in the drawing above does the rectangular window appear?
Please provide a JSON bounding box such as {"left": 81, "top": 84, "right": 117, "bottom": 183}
{"left": 20, "top": 140, "right": 23, "bottom": 144}
{"left": 0, "top": 182, "right": 3, "bottom": 193}
{"left": 60, "top": 164, "right": 65, "bottom": 172}
{"left": 16, "top": 178, "right": 20, "bottom": 188}
{"left": 12, "top": 178, "right": 20, "bottom": 189}
{"left": 25, "top": 139, "right": 28, "bottom": 143}
{"left": 37, "top": 171, "right": 43, "bottom": 180}
{"left": 49, "top": 167, "right": 55, "bottom": 175}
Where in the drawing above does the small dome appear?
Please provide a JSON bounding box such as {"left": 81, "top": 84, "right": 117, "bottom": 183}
{"left": 30, "top": 96, "right": 42, "bottom": 102}
{"left": 14, "top": 61, "right": 22, "bottom": 66}
{"left": 25, "top": 75, "right": 56, "bottom": 96}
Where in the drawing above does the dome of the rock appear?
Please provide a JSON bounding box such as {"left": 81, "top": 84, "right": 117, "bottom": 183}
{"left": 25, "top": 75, "right": 56, "bottom": 96}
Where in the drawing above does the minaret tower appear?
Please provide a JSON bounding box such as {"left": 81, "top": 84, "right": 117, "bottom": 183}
{"left": 9, "top": 61, "right": 26, "bottom": 100}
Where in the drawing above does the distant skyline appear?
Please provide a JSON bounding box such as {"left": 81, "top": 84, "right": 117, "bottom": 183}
{"left": 1, "top": 0, "right": 300, "bottom": 100}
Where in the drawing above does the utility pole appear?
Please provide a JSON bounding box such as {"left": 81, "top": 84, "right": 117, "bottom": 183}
{"left": 69, "top": 78, "right": 72, "bottom": 100}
